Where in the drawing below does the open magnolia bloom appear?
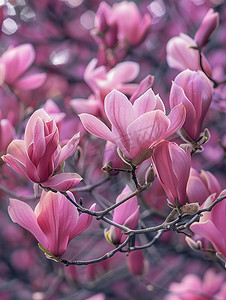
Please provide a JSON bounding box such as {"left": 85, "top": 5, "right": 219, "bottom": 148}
{"left": 80, "top": 88, "right": 186, "bottom": 164}
{"left": 190, "top": 189, "right": 226, "bottom": 262}
{"left": 2, "top": 108, "right": 81, "bottom": 191}
{"left": 8, "top": 191, "right": 95, "bottom": 258}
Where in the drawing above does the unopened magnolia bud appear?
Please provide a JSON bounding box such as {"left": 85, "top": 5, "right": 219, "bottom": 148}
{"left": 194, "top": 9, "right": 219, "bottom": 48}
{"left": 185, "top": 236, "right": 202, "bottom": 251}
{"left": 145, "top": 164, "right": 155, "bottom": 185}
{"left": 180, "top": 203, "right": 200, "bottom": 215}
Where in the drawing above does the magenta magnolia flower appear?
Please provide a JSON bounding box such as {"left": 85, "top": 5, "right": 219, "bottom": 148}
{"left": 152, "top": 141, "right": 191, "bottom": 207}
{"left": 105, "top": 185, "right": 139, "bottom": 246}
{"left": 169, "top": 69, "right": 212, "bottom": 141}
{"left": 191, "top": 189, "right": 226, "bottom": 261}
{"left": 187, "top": 168, "right": 222, "bottom": 204}
{"left": 8, "top": 191, "right": 95, "bottom": 257}
{"left": 70, "top": 59, "right": 140, "bottom": 116}
{"left": 165, "top": 268, "right": 226, "bottom": 300}
{"left": 166, "top": 33, "right": 212, "bottom": 76}
{"left": 94, "top": 1, "right": 151, "bottom": 47}
{"left": 80, "top": 89, "right": 186, "bottom": 162}
{"left": 194, "top": 9, "right": 219, "bottom": 48}
{"left": 2, "top": 108, "right": 81, "bottom": 191}
{"left": 0, "top": 44, "right": 46, "bottom": 90}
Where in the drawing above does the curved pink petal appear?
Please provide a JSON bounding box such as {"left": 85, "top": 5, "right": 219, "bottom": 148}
{"left": 37, "top": 192, "right": 79, "bottom": 256}
{"left": 2, "top": 153, "right": 29, "bottom": 179}
{"left": 24, "top": 108, "right": 52, "bottom": 148}
{"left": 8, "top": 198, "right": 48, "bottom": 250}
{"left": 191, "top": 220, "right": 226, "bottom": 258}
{"left": 5, "top": 139, "right": 26, "bottom": 165}
{"left": 104, "top": 89, "right": 134, "bottom": 151}
{"left": 133, "top": 88, "right": 165, "bottom": 118}
{"left": 70, "top": 203, "right": 96, "bottom": 239}
{"left": 162, "top": 103, "right": 186, "bottom": 139}
{"left": 130, "top": 75, "right": 154, "bottom": 104}
{"left": 107, "top": 61, "right": 139, "bottom": 85}
{"left": 79, "top": 113, "right": 113, "bottom": 142}
{"left": 70, "top": 97, "right": 100, "bottom": 115}
{"left": 127, "top": 110, "right": 170, "bottom": 159}
{"left": 54, "top": 133, "right": 80, "bottom": 170}
{"left": 42, "top": 173, "right": 82, "bottom": 191}
{"left": 14, "top": 73, "right": 46, "bottom": 90}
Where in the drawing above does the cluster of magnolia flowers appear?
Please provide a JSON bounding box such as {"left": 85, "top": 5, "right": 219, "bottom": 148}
{"left": 0, "top": 1, "right": 225, "bottom": 298}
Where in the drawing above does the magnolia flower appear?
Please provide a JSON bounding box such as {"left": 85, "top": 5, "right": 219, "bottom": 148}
{"left": 165, "top": 269, "right": 226, "bottom": 300}
{"left": 194, "top": 9, "right": 219, "bottom": 48}
{"left": 70, "top": 59, "right": 140, "bottom": 116}
{"left": 191, "top": 189, "right": 226, "bottom": 261}
{"left": 169, "top": 69, "right": 212, "bottom": 141}
{"left": 105, "top": 185, "right": 139, "bottom": 246}
{"left": 187, "top": 168, "right": 222, "bottom": 204}
{"left": 8, "top": 191, "right": 95, "bottom": 257}
{"left": 80, "top": 89, "right": 186, "bottom": 162}
{"left": 0, "top": 44, "right": 46, "bottom": 90}
{"left": 2, "top": 108, "right": 81, "bottom": 191}
{"left": 152, "top": 141, "right": 191, "bottom": 207}
{"left": 166, "top": 33, "right": 212, "bottom": 76}
{"left": 93, "top": 1, "right": 151, "bottom": 47}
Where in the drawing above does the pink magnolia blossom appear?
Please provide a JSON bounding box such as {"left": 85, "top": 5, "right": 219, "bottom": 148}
{"left": 166, "top": 33, "right": 212, "bottom": 76}
{"left": 169, "top": 69, "right": 212, "bottom": 141}
{"left": 80, "top": 89, "right": 186, "bottom": 162}
{"left": 152, "top": 141, "right": 191, "bottom": 207}
{"left": 0, "top": 44, "right": 46, "bottom": 90}
{"left": 194, "top": 9, "right": 219, "bottom": 48}
{"left": 187, "top": 168, "right": 222, "bottom": 204}
{"left": 8, "top": 191, "right": 95, "bottom": 257}
{"left": 105, "top": 185, "right": 139, "bottom": 246}
{"left": 191, "top": 189, "right": 226, "bottom": 261}
{"left": 93, "top": 1, "right": 151, "bottom": 47}
{"left": 165, "top": 268, "right": 226, "bottom": 300}
{"left": 2, "top": 108, "right": 81, "bottom": 191}
{"left": 70, "top": 59, "right": 139, "bottom": 117}
{"left": 126, "top": 248, "right": 147, "bottom": 277}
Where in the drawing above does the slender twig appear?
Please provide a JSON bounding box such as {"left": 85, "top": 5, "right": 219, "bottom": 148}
{"left": 129, "top": 230, "right": 163, "bottom": 251}
{"left": 61, "top": 235, "right": 131, "bottom": 266}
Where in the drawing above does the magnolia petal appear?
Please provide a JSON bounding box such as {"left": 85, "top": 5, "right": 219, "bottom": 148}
{"left": 163, "top": 103, "right": 186, "bottom": 139}
{"left": 70, "top": 97, "right": 100, "bottom": 115}
{"left": 133, "top": 88, "right": 165, "bottom": 118}
{"left": 130, "top": 75, "right": 154, "bottom": 104}
{"left": 107, "top": 61, "right": 139, "bottom": 85}
{"left": 2, "top": 44, "right": 35, "bottom": 84}
{"left": 191, "top": 220, "right": 226, "bottom": 258}
{"left": 104, "top": 89, "right": 134, "bottom": 151}
{"left": 70, "top": 203, "right": 96, "bottom": 239}
{"left": 79, "top": 113, "right": 113, "bottom": 142}
{"left": 15, "top": 73, "right": 46, "bottom": 90}
{"left": 127, "top": 110, "right": 170, "bottom": 159}
{"left": 36, "top": 191, "right": 79, "bottom": 256}
{"left": 54, "top": 133, "right": 80, "bottom": 170}
{"left": 8, "top": 198, "right": 48, "bottom": 249}
{"left": 24, "top": 108, "right": 52, "bottom": 149}
{"left": 42, "top": 173, "right": 82, "bottom": 191}
{"left": 2, "top": 153, "right": 29, "bottom": 179}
